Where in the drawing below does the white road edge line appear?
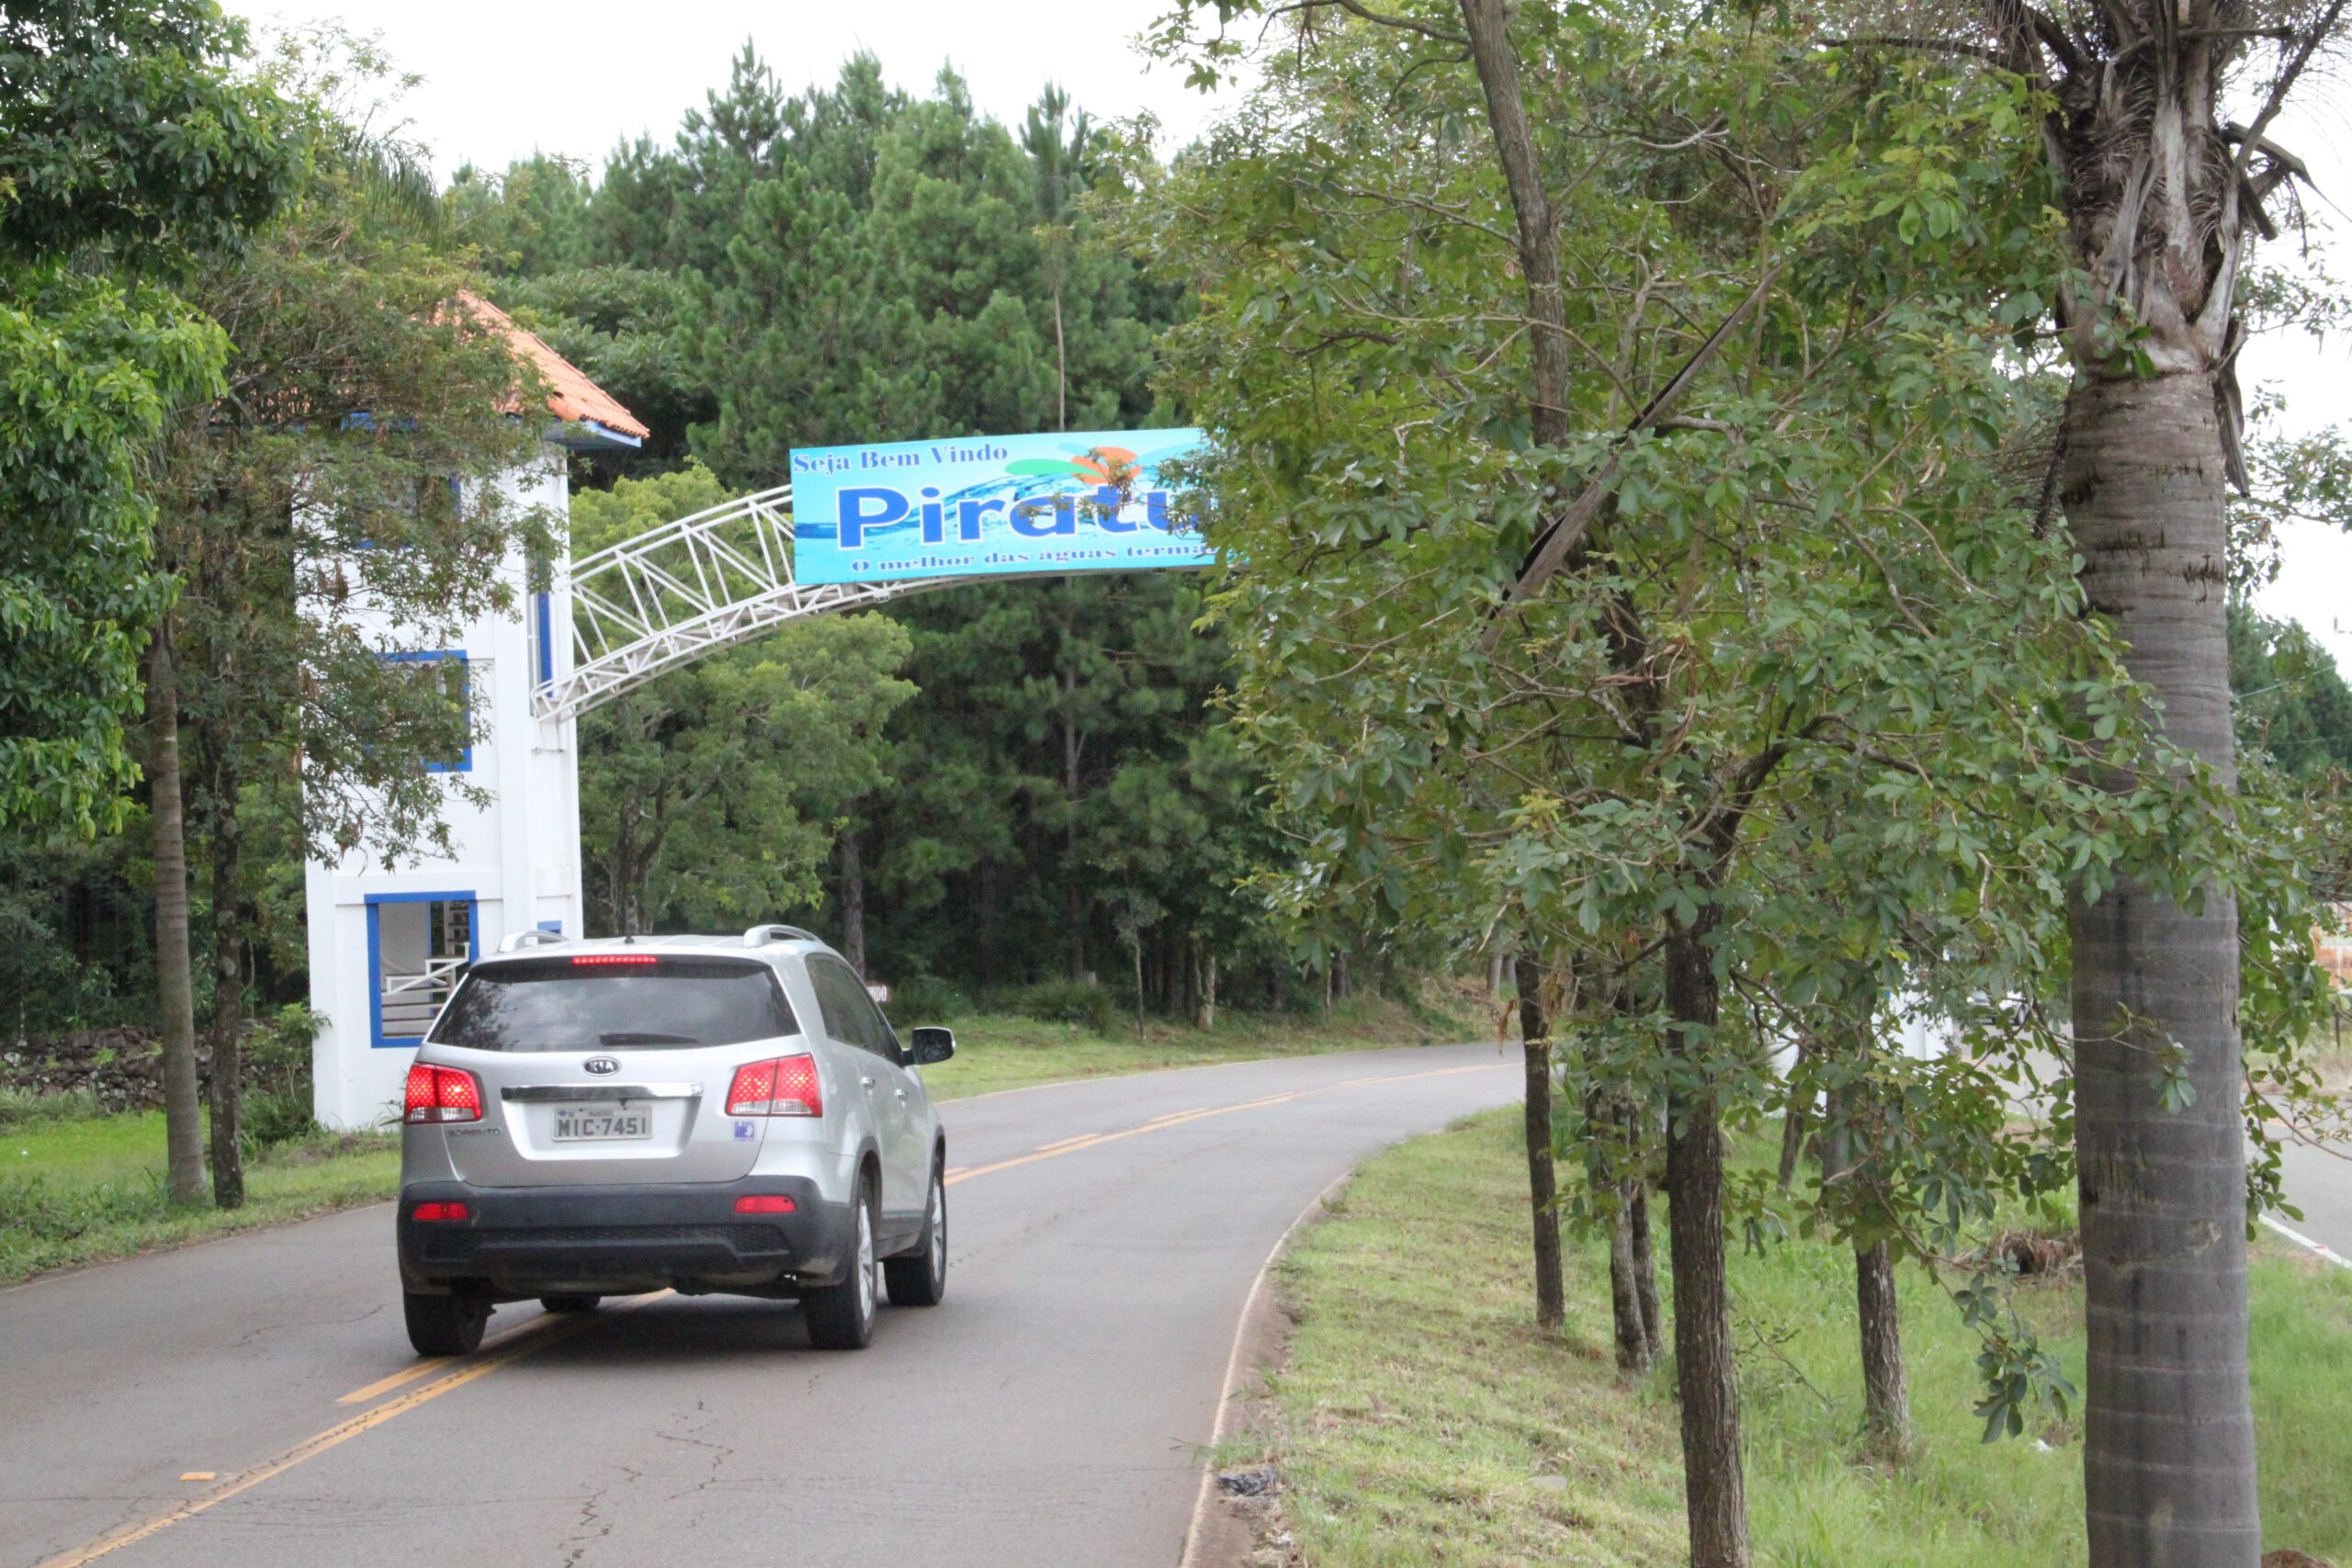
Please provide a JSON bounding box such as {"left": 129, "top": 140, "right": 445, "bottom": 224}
{"left": 1175, "top": 1164, "right": 1357, "bottom": 1568}
{"left": 2260, "top": 1212, "right": 2352, "bottom": 1270}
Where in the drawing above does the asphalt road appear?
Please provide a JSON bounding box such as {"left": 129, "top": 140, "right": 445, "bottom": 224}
{"left": 2, "top": 1041, "right": 1521, "bottom": 1568}
{"left": 2276, "top": 1135, "right": 2352, "bottom": 1264}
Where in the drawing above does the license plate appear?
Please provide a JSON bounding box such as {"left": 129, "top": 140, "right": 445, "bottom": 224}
{"left": 551, "top": 1106, "right": 652, "bottom": 1142}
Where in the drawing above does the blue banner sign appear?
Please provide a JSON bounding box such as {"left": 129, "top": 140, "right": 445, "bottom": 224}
{"left": 790, "top": 429, "right": 1213, "bottom": 585}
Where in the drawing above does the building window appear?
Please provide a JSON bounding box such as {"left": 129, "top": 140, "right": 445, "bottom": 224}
{"left": 381, "top": 649, "right": 473, "bottom": 773}
{"left": 367, "top": 892, "right": 477, "bottom": 1049}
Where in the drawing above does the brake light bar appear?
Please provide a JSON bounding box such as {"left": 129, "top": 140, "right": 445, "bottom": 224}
{"left": 571, "top": 953, "right": 659, "bottom": 965}
{"left": 403, "top": 1063, "right": 483, "bottom": 1123}
{"left": 726, "top": 1054, "right": 821, "bottom": 1117}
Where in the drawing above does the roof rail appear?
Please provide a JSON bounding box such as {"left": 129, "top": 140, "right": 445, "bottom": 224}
{"left": 498, "top": 928, "right": 567, "bottom": 953}
{"left": 743, "top": 924, "right": 821, "bottom": 949}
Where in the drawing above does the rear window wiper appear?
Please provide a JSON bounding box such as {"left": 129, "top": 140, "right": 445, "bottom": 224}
{"left": 597, "top": 1031, "right": 700, "bottom": 1046}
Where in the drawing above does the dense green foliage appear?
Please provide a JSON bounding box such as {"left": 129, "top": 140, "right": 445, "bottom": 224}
{"left": 0, "top": 0, "right": 298, "bottom": 834}
{"left": 452, "top": 50, "right": 1309, "bottom": 1008}
{"left": 571, "top": 466, "right": 915, "bottom": 933}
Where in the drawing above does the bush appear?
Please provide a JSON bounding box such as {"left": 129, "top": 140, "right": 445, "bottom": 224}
{"left": 0, "top": 1086, "right": 105, "bottom": 1131}
{"left": 1000, "top": 979, "right": 1118, "bottom": 1032}
{"left": 888, "top": 974, "right": 969, "bottom": 1022}
{"left": 240, "top": 1088, "right": 322, "bottom": 1158}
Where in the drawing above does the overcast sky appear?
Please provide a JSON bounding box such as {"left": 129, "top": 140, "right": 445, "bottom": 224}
{"left": 231, "top": 0, "right": 2350, "bottom": 666}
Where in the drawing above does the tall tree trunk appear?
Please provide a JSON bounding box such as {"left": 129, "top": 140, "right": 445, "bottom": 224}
{"left": 1595, "top": 1101, "right": 1646, "bottom": 1373}
{"left": 1628, "top": 1168, "right": 1663, "bottom": 1362}
{"left": 2064, "top": 370, "right": 2257, "bottom": 1562}
{"left": 1855, "top": 1240, "right": 1910, "bottom": 1451}
{"left": 1776, "top": 1037, "right": 1811, "bottom": 1191}
{"left": 1130, "top": 929, "right": 1147, "bottom": 1035}
{"left": 206, "top": 789, "right": 247, "bottom": 1212}
{"left": 838, "top": 828, "right": 866, "bottom": 975}
{"left": 146, "top": 624, "right": 205, "bottom": 1206}
{"left": 1161, "top": 924, "right": 1184, "bottom": 1016}
{"left": 1053, "top": 287, "right": 1068, "bottom": 434}
{"left": 1059, "top": 672, "right": 1086, "bottom": 982}
{"left": 1195, "top": 950, "right": 1217, "bottom": 1031}
{"left": 1512, "top": 951, "right": 1566, "bottom": 1331}
{"left": 1663, "top": 924, "right": 1749, "bottom": 1568}
{"left": 1822, "top": 1073, "right": 1909, "bottom": 1452}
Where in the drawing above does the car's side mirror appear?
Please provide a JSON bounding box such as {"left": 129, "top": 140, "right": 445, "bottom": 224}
{"left": 909, "top": 1026, "right": 956, "bottom": 1066}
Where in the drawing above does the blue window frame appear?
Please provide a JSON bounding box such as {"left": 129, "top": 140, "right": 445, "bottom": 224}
{"left": 381, "top": 649, "right": 472, "bottom": 773}
{"left": 366, "top": 891, "right": 479, "bottom": 1050}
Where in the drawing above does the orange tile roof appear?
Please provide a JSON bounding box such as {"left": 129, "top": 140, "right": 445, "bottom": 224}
{"left": 461, "top": 291, "right": 650, "bottom": 442}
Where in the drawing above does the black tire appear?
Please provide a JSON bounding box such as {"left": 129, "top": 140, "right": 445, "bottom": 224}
{"left": 538, "top": 1293, "right": 601, "bottom": 1314}
{"left": 884, "top": 1158, "right": 947, "bottom": 1307}
{"left": 802, "top": 1177, "right": 878, "bottom": 1349}
{"left": 404, "top": 1289, "right": 490, "bottom": 1356}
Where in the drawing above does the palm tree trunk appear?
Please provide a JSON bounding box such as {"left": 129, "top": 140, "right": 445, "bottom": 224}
{"left": 2064, "top": 369, "right": 2257, "bottom": 1563}
{"left": 1513, "top": 951, "right": 1566, "bottom": 1331}
{"left": 146, "top": 623, "right": 205, "bottom": 1206}
{"left": 1664, "top": 924, "right": 1749, "bottom": 1568}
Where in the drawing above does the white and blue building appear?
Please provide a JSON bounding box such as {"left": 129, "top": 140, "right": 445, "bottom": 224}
{"left": 305, "top": 299, "right": 649, "bottom": 1130}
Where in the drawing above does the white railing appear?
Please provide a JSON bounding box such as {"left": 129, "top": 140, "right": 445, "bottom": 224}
{"left": 535, "top": 484, "right": 972, "bottom": 721}
{"left": 379, "top": 953, "right": 468, "bottom": 1036}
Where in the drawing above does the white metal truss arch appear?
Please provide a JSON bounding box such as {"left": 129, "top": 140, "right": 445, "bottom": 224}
{"left": 536, "top": 483, "right": 976, "bottom": 721}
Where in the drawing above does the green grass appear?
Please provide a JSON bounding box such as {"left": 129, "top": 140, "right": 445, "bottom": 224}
{"left": 1, "top": 1105, "right": 401, "bottom": 1285}
{"left": 1255, "top": 1109, "right": 2352, "bottom": 1567}
{"left": 916, "top": 993, "right": 1481, "bottom": 1101}
{"left": 0, "top": 993, "right": 1480, "bottom": 1285}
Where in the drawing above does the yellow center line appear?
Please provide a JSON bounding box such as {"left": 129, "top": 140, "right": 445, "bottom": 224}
{"left": 334, "top": 1307, "right": 573, "bottom": 1405}
{"left": 40, "top": 1057, "right": 1510, "bottom": 1568}
{"left": 38, "top": 1292, "right": 671, "bottom": 1568}
{"left": 944, "top": 1062, "right": 1505, "bottom": 1188}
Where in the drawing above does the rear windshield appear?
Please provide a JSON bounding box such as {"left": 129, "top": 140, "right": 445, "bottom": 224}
{"left": 427, "top": 957, "right": 797, "bottom": 1052}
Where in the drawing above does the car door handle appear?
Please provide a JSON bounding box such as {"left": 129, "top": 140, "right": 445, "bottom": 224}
{"left": 894, "top": 1088, "right": 908, "bottom": 1101}
{"left": 860, "top": 1075, "right": 876, "bottom": 1089}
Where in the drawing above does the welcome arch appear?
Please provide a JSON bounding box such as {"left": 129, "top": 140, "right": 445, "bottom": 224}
{"left": 309, "top": 425, "right": 1211, "bottom": 1129}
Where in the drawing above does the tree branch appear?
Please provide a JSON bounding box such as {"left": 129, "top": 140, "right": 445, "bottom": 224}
{"left": 1481, "top": 265, "right": 1782, "bottom": 649}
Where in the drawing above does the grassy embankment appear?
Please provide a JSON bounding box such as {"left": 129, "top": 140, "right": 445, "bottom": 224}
{"left": 1243, "top": 1108, "right": 2352, "bottom": 1567}
{"left": 0, "top": 1097, "right": 402, "bottom": 1285}
{"left": 0, "top": 992, "right": 1480, "bottom": 1284}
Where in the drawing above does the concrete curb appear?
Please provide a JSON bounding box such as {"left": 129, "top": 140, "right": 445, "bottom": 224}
{"left": 2259, "top": 1212, "right": 2352, "bottom": 1270}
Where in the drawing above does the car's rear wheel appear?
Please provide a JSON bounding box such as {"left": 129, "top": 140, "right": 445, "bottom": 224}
{"left": 538, "top": 1293, "right": 601, "bottom": 1314}
{"left": 802, "top": 1178, "right": 877, "bottom": 1349}
{"left": 404, "top": 1289, "right": 490, "bottom": 1356}
{"left": 884, "top": 1159, "right": 946, "bottom": 1307}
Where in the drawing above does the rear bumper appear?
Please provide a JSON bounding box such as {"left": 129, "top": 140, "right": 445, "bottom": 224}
{"left": 397, "top": 1177, "right": 856, "bottom": 1298}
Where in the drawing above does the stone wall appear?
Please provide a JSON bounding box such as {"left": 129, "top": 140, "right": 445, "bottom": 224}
{"left": 0, "top": 1026, "right": 177, "bottom": 1112}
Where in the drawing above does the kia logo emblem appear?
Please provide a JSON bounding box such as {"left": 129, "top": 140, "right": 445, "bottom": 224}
{"left": 583, "top": 1056, "right": 620, "bottom": 1075}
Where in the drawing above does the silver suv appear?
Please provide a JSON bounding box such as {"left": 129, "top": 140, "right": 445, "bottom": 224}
{"left": 395, "top": 925, "right": 951, "bottom": 1355}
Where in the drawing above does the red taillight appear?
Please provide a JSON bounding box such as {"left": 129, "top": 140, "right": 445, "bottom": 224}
{"left": 571, "top": 953, "right": 658, "bottom": 965}
{"left": 726, "top": 1054, "right": 820, "bottom": 1117}
{"left": 402, "top": 1063, "right": 483, "bottom": 1124}
{"left": 734, "top": 1194, "right": 796, "bottom": 1214}
{"left": 411, "top": 1201, "right": 469, "bottom": 1222}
